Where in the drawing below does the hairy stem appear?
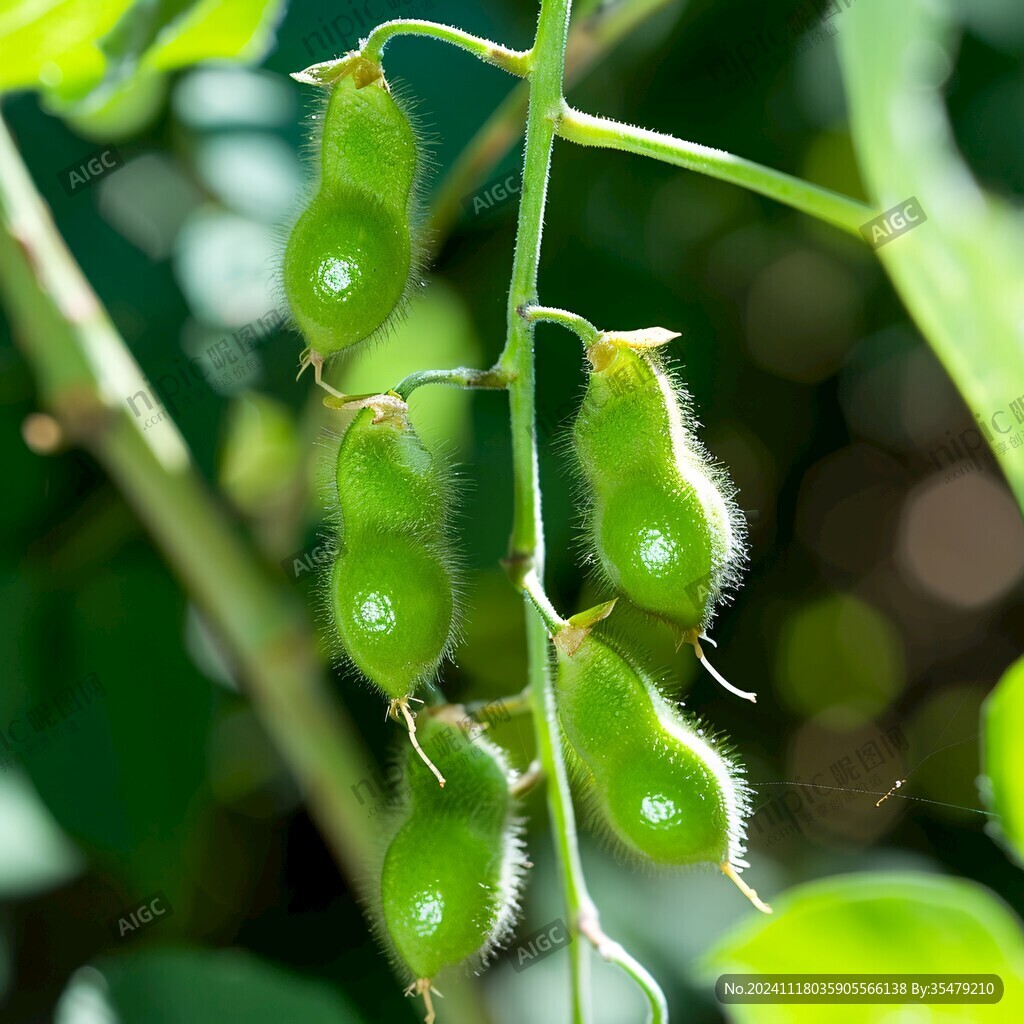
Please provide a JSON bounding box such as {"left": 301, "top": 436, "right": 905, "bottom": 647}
{"left": 392, "top": 365, "right": 509, "bottom": 400}
{"left": 557, "top": 104, "right": 875, "bottom": 235}
{"left": 520, "top": 304, "right": 599, "bottom": 346}
{"left": 503, "top": 3, "right": 669, "bottom": 1021}
{"left": 361, "top": 19, "right": 532, "bottom": 76}
{"left": 429, "top": 0, "right": 681, "bottom": 244}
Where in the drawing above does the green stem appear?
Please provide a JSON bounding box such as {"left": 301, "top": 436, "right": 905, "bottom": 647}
{"left": 462, "top": 687, "right": 532, "bottom": 721}
{"left": 520, "top": 304, "right": 599, "bottom": 346}
{"left": 361, "top": 19, "right": 532, "bottom": 76}
{"left": 521, "top": 568, "right": 567, "bottom": 634}
{"left": 556, "top": 104, "right": 875, "bottom": 236}
{"left": 501, "top": 0, "right": 587, "bottom": 1016}
{"left": 428, "top": 0, "right": 680, "bottom": 244}
{"left": 392, "top": 365, "right": 509, "bottom": 400}
{"left": 503, "top": 6, "right": 670, "bottom": 1020}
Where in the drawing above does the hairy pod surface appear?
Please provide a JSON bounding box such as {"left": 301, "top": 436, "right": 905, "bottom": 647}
{"left": 283, "top": 70, "right": 421, "bottom": 355}
{"left": 574, "top": 341, "right": 745, "bottom": 634}
{"left": 554, "top": 630, "right": 749, "bottom": 868}
{"left": 327, "top": 407, "right": 459, "bottom": 700}
{"left": 335, "top": 408, "right": 451, "bottom": 536}
{"left": 379, "top": 713, "right": 525, "bottom": 983}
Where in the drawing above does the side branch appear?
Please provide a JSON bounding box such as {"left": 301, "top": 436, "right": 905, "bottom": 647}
{"left": 360, "top": 19, "right": 532, "bottom": 76}
{"left": 428, "top": 0, "right": 681, "bottom": 243}
{"left": 556, "top": 104, "right": 875, "bottom": 236}
{"left": 392, "top": 365, "right": 510, "bottom": 400}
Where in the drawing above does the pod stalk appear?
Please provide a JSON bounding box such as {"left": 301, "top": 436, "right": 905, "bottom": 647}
{"left": 297, "top": 348, "right": 346, "bottom": 399}
{"left": 391, "top": 697, "right": 446, "bottom": 787}
{"left": 683, "top": 629, "right": 757, "bottom": 703}
{"left": 721, "top": 861, "right": 772, "bottom": 915}
{"left": 405, "top": 978, "right": 441, "bottom": 1024}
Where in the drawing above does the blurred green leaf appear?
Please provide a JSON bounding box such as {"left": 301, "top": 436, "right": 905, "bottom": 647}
{"left": 218, "top": 390, "right": 301, "bottom": 513}
{"left": 59, "top": 70, "right": 169, "bottom": 140}
{"left": 101, "top": 1, "right": 200, "bottom": 75}
{"left": 839, "top": 0, "right": 1024, "bottom": 512}
{"left": 0, "top": 1, "right": 129, "bottom": 98}
{"left": 62, "top": 948, "right": 366, "bottom": 1023}
{"left": 0, "top": 770, "right": 83, "bottom": 898}
{"left": 702, "top": 872, "right": 1024, "bottom": 1022}
{"left": 0, "top": 0, "right": 285, "bottom": 106}
{"left": 12, "top": 562, "right": 218, "bottom": 905}
{"left": 138, "top": 0, "right": 286, "bottom": 74}
{"left": 980, "top": 655, "right": 1024, "bottom": 867}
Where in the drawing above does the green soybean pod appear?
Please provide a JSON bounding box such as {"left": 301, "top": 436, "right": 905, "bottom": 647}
{"left": 573, "top": 332, "right": 753, "bottom": 700}
{"left": 378, "top": 711, "right": 526, "bottom": 1022}
{"left": 334, "top": 406, "right": 452, "bottom": 539}
{"left": 283, "top": 58, "right": 423, "bottom": 361}
{"left": 330, "top": 534, "right": 456, "bottom": 699}
{"left": 326, "top": 398, "right": 460, "bottom": 785}
{"left": 552, "top": 623, "right": 769, "bottom": 913}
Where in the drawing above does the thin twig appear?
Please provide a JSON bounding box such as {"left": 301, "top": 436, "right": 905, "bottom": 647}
{"left": 556, "top": 103, "right": 875, "bottom": 236}
{"left": 361, "top": 19, "right": 532, "bottom": 76}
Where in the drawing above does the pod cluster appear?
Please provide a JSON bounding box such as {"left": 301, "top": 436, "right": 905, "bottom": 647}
{"left": 377, "top": 712, "right": 525, "bottom": 1013}
{"left": 327, "top": 403, "right": 459, "bottom": 705}
{"left": 283, "top": 35, "right": 768, "bottom": 1014}
{"left": 550, "top": 327, "right": 766, "bottom": 908}
{"left": 283, "top": 59, "right": 422, "bottom": 357}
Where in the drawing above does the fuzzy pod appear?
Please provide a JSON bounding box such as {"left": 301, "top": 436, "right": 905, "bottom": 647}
{"left": 326, "top": 405, "right": 460, "bottom": 701}
{"left": 573, "top": 338, "right": 745, "bottom": 636}
{"left": 330, "top": 535, "right": 456, "bottom": 700}
{"left": 283, "top": 67, "right": 423, "bottom": 356}
{"left": 554, "top": 629, "right": 749, "bottom": 869}
{"left": 334, "top": 407, "right": 452, "bottom": 539}
{"left": 378, "top": 712, "right": 526, "bottom": 987}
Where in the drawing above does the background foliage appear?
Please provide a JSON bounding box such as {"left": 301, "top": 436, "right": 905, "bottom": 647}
{"left": 1, "top": 0, "right": 1022, "bottom": 1021}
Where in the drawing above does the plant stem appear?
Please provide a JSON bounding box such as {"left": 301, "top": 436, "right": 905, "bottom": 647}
{"left": 503, "top": 4, "right": 670, "bottom": 1021}
{"left": 428, "top": 0, "right": 681, "bottom": 244}
{"left": 361, "top": 19, "right": 532, "bottom": 76}
{"left": 462, "top": 687, "right": 532, "bottom": 720}
{"left": 501, "top": 0, "right": 587, "bottom": 1015}
{"left": 521, "top": 568, "right": 567, "bottom": 633}
{"left": 520, "top": 304, "right": 599, "bottom": 346}
{"left": 0, "top": 114, "right": 377, "bottom": 883}
{"left": 392, "top": 365, "right": 509, "bottom": 400}
{"left": 557, "top": 104, "right": 875, "bottom": 236}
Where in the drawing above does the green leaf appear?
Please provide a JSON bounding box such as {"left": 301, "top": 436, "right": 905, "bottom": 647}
{"left": 0, "top": 1, "right": 130, "bottom": 98}
{"left": 980, "top": 655, "right": 1024, "bottom": 866}
{"left": 218, "top": 390, "right": 301, "bottom": 514}
{"left": 101, "top": 0, "right": 201, "bottom": 83}
{"left": 702, "top": 873, "right": 1024, "bottom": 1023}
{"left": 838, "top": 0, "right": 1024, "bottom": 512}
{"left": 0, "top": 0, "right": 285, "bottom": 105}
{"left": 62, "top": 948, "right": 366, "bottom": 1023}
{"left": 137, "top": 0, "right": 286, "bottom": 74}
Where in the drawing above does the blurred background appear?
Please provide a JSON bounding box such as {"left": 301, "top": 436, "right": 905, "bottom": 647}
{"left": 1, "top": 0, "right": 1022, "bottom": 1021}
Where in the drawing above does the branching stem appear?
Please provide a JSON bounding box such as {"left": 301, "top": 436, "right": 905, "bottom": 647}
{"left": 392, "top": 365, "right": 509, "bottom": 400}
{"left": 361, "top": 19, "right": 532, "bottom": 76}
{"left": 556, "top": 103, "right": 875, "bottom": 236}
{"left": 502, "top": 4, "right": 670, "bottom": 1021}
{"left": 520, "top": 304, "right": 600, "bottom": 346}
